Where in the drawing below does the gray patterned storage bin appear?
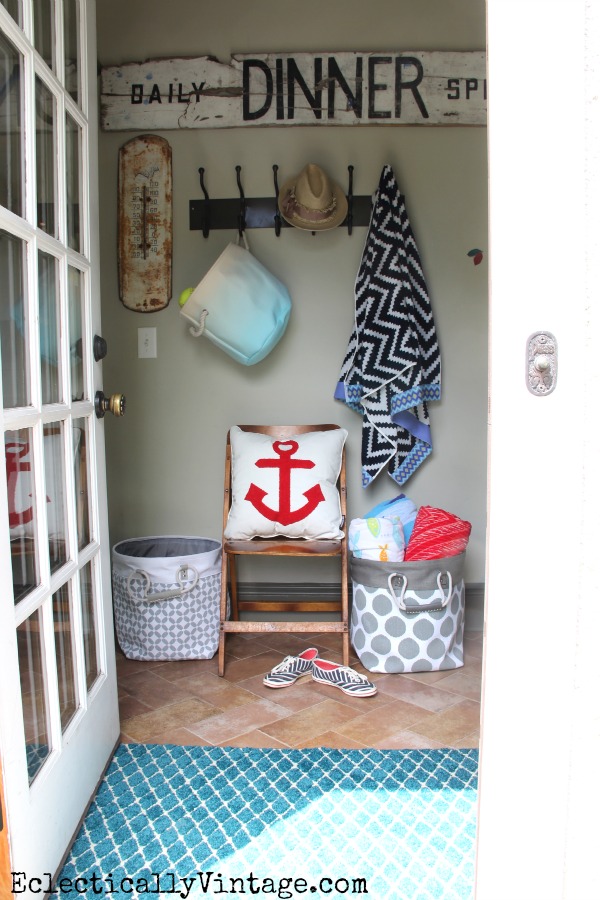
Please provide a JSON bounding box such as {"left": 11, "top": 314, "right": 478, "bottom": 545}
{"left": 350, "top": 552, "right": 465, "bottom": 674}
{"left": 112, "top": 536, "right": 222, "bottom": 661}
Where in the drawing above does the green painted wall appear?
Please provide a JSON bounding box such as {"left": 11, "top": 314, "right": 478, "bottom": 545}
{"left": 96, "top": 0, "right": 488, "bottom": 586}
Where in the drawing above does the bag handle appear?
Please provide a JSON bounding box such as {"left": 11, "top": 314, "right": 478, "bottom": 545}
{"left": 126, "top": 564, "right": 199, "bottom": 603}
{"left": 187, "top": 232, "right": 250, "bottom": 339}
{"left": 387, "top": 570, "right": 453, "bottom": 614}
{"left": 237, "top": 230, "right": 250, "bottom": 250}
{"left": 188, "top": 310, "right": 208, "bottom": 338}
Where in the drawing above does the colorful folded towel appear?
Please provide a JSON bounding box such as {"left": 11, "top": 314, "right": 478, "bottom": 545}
{"left": 365, "top": 493, "right": 418, "bottom": 544}
{"left": 349, "top": 516, "right": 405, "bottom": 562}
{"left": 404, "top": 506, "right": 471, "bottom": 561}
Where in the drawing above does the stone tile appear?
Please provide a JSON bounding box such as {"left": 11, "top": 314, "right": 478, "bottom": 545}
{"left": 464, "top": 632, "right": 484, "bottom": 659}
{"left": 118, "top": 694, "right": 152, "bottom": 720}
{"left": 401, "top": 669, "right": 457, "bottom": 686}
{"left": 115, "top": 652, "right": 156, "bottom": 679}
{"left": 187, "top": 698, "right": 292, "bottom": 744}
{"left": 334, "top": 699, "right": 436, "bottom": 746}
{"left": 371, "top": 730, "right": 447, "bottom": 750}
{"left": 121, "top": 698, "right": 218, "bottom": 742}
{"left": 113, "top": 631, "right": 483, "bottom": 750}
{"left": 375, "top": 675, "right": 465, "bottom": 712}
{"left": 149, "top": 657, "right": 218, "bottom": 682}
{"left": 219, "top": 730, "right": 290, "bottom": 749}
{"left": 221, "top": 650, "right": 284, "bottom": 683}
{"left": 178, "top": 673, "right": 259, "bottom": 710}
{"left": 451, "top": 729, "right": 480, "bottom": 749}
{"left": 118, "top": 670, "right": 194, "bottom": 709}
{"left": 406, "top": 699, "right": 481, "bottom": 746}
{"left": 239, "top": 675, "right": 326, "bottom": 711}
{"left": 433, "top": 669, "right": 482, "bottom": 702}
{"left": 297, "top": 730, "right": 368, "bottom": 750}
{"left": 261, "top": 699, "right": 363, "bottom": 748}
{"left": 150, "top": 727, "right": 210, "bottom": 746}
{"left": 309, "top": 679, "right": 396, "bottom": 713}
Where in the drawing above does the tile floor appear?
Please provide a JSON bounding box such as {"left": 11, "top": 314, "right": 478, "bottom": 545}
{"left": 117, "top": 629, "right": 482, "bottom": 750}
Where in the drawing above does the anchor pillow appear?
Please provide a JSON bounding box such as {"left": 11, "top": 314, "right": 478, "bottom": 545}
{"left": 224, "top": 426, "right": 348, "bottom": 540}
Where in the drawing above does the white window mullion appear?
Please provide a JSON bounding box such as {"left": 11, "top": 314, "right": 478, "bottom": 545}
{"left": 55, "top": 86, "right": 67, "bottom": 253}
{"left": 78, "top": 0, "right": 88, "bottom": 118}
{"left": 39, "top": 591, "right": 63, "bottom": 761}
{"left": 21, "top": 23, "right": 36, "bottom": 232}
{"left": 25, "top": 233, "right": 42, "bottom": 411}
{"left": 20, "top": 0, "right": 33, "bottom": 42}
{"left": 68, "top": 565, "right": 88, "bottom": 715}
{"left": 30, "top": 418, "right": 50, "bottom": 590}
{"left": 63, "top": 388, "right": 78, "bottom": 566}
{"left": 79, "top": 114, "right": 90, "bottom": 259}
{"left": 53, "top": 0, "right": 65, "bottom": 87}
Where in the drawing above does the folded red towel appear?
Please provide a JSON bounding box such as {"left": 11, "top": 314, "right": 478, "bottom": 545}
{"left": 404, "top": 505, "right": 471, "bottom": 561}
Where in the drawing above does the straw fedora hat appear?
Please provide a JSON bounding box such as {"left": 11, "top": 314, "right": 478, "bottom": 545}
{"left": 278, "top": 163, "right": 348, "bottom": 231}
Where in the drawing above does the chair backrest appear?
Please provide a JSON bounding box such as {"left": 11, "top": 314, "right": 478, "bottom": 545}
{"left": 222, "top": 424, "right": 347, "bottom": 536}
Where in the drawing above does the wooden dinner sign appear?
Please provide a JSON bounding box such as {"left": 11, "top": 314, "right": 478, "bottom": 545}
{"left": 101, "top": 51, "right": 486, "bottom": 130}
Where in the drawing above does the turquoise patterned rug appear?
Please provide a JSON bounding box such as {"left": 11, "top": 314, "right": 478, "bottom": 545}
{"left": 58, "top": 745, "right": 478, "bottom": 899}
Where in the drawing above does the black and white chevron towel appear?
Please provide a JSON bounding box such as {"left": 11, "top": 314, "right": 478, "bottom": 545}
{"left": 334, "top": 165, "right": 441, "bottom": 487}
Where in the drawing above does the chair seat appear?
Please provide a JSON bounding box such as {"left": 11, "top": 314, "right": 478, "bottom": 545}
{"left": 223, "top": 538, "right": 343, "bottom": 557}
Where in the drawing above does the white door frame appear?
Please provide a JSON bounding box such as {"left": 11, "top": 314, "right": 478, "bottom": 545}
{"left": 476, "top": 1, "right": 600, "bottom": 897}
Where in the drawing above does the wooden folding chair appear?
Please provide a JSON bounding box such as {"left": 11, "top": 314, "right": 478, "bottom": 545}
{"left": 218, "top": 424, "right": 349, "bottom": 676}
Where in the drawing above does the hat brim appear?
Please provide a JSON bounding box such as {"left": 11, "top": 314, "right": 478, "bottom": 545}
{"left": 278, "top": 176, "right": 348, "bottom": 232}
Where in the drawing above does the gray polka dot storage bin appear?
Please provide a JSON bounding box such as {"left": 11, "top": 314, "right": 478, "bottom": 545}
{"left": 112, "top": 536, "right": 223, "bottom": 660}
{"left": 350, "top": 552, "right": 466, "bottom": 673}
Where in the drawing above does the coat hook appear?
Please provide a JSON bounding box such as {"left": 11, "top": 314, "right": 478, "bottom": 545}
{"left": 235, "top": 165, "right": 246, "bottom": 236}
{"left": 347, "top": 165, "right": 354, "bottom": 235}
{"left": 198, "top": 167, "right": 210, "bottom": 238}
{"left": 273, "top": 164, "right": 282, "bottom": 236}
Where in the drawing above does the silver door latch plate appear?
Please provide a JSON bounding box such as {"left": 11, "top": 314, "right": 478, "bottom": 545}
{"left": 526, "top": 331, "right": 557, "bottom": 396}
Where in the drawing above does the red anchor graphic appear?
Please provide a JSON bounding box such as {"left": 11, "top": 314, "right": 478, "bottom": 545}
{"left": 245, "top": 440, "right": 325, "bottom": 525}
{"left": 5, "top": 441, "right": 35, "bottom": 528}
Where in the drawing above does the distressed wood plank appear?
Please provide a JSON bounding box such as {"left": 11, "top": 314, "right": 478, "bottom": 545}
{"left": 101, "top": 51, "right": 486, "bottom": 130}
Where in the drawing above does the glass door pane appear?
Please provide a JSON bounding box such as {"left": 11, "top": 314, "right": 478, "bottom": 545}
{"left": 66, "top": 113, "right": 81, "bottom": 251}
{"left": 0, "top": 31, "right": 23, "bottom": 215}
{"left": 52, "top": 582, "right": 78, "bottom": 731}
{"left": 43, "top": 424, "right": 69, "bottom": 573}
{"left": 35, "top": 76, "right": 57, "bottom": 235}
{"left": 63, "top": 0, "right": 79, "bottom": 104}
{"left": 33, "top": 0, "right": 55, "bottom": 71}
{"left": 68, "top": 266, "right": 84, "bottom": 401}
{"left": 38, "top": 250, "right": 61, "bottom": 404}
{"left": 0, "top": 0, "right": 21, "bottom": 24}
{"left": 17, "top": 610, "right": 51, "bottom": 783}
{"left": 72, "top": 417, "right": 90, "bottom": 548}
{"left": 0, "top": 231, "right": 29, "bottom": 408}
{"left": 79, "top": 561, "right": 99, "bottom": 690}
{"left": 5, "top": 427, "right": 40, "bottom": 603}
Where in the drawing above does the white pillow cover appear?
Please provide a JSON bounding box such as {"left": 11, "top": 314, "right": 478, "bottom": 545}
{"left": 224, "top": 426, "right": 348, "bottom": 540}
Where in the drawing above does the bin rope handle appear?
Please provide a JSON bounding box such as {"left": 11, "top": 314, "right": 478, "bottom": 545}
{"left": 387, "top": 571, "right": 453, "bottom": 613}
{"left": 127, "top": 564, "right": 200, "bottom": 603}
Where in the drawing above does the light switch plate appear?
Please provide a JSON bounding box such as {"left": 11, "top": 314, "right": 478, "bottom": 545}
{"left": 138, "top": 327, "right": 157, "bottom": 358}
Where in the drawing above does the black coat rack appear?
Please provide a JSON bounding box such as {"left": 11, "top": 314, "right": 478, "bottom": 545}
{"left": 189, "top": 165, "right": 373, "bottom": 237}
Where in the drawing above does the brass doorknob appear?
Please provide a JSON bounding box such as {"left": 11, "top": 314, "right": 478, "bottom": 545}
{"left": 95, "top": 390, "right": 126, "bottom": 418}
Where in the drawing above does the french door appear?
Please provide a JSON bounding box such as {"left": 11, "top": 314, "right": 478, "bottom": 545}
{"left": 0, "top": 0, "right": 119, "bottom": 883}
